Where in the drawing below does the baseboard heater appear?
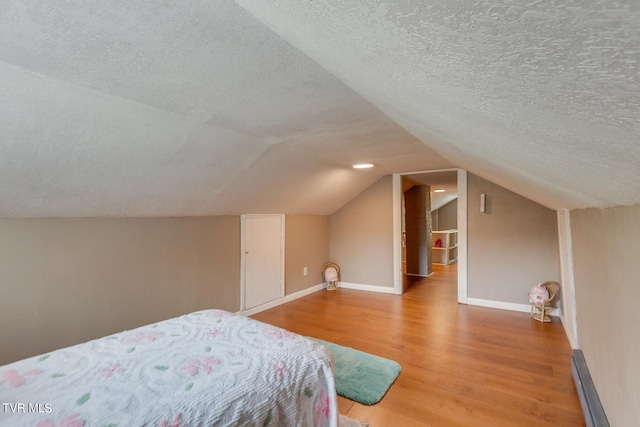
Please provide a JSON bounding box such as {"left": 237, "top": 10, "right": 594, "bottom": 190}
{"left": 572, "top": 350, "right": 609, "bottom": 427}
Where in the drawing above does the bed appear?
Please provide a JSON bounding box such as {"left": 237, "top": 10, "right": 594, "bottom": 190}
{"left": 0, "top": 310, "right": 339, "bottom": 426}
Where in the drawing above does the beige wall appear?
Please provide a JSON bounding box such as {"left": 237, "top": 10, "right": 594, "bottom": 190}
{"left": 285, "top": 215, "right": 330, "bottom": 294}
{"left": 467, "top": 174, "right": 560, "bottom": 303}
{"left": 433, "top": 199, "right": 457, "bottom": 231}
{"left": 329, "top": 172, "right": 559, "bottom": 300}
{"left": 0, "top": 217, "right": 240, "bottom": 365}
{"left": 330, "top": 175, "right": 394, "bottom": 288}
{"left": 570, "top": 204, "right": 640, "bottom": 427}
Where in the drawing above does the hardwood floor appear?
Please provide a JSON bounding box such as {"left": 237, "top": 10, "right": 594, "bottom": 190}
{"left": 252, "top": 264, "right": 585, "bottom": 426}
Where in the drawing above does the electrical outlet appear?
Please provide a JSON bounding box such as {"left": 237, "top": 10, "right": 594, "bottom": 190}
{"left": 303, "top": 267, "right": 307, "bottom": 276}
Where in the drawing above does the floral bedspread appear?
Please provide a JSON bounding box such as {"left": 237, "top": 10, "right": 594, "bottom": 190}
{"left": 0, "top": 310, "right": 338, "bottom": 427}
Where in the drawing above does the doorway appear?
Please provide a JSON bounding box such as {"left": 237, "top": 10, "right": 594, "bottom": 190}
{"left": 241, "top": 214, "right": 284, "bottom": 310}
{"left": 393, "top": 169, "right": 468, "bottom": 303}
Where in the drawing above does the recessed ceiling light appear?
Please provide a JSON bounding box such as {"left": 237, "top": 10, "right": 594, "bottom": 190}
{"left": 433, "top": 189, "right": 446, "bottom": 193}
{"left": 353, "top": 162, "right": 374, "bottom": 169}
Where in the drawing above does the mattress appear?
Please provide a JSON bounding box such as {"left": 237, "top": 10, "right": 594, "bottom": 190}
{"left": 0, "top": 310, "right": 338, "bottom": 426}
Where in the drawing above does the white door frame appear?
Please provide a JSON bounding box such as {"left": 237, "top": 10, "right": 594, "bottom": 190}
{"left": 393, "top": 168, "right": 467, "bottom": 303}
{"left": 557, "top": 209, "right": 579, "bottom": 348}
{"left": 240, "top": 214, "right": 285, "bottom": 312}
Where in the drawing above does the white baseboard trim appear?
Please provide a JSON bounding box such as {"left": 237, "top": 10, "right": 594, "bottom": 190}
{"left": 339, "top": 282, "right": 397, "bottom": 294}
{"left": 238, "top": 283, "right": 324, "bottom": 316}
{"left": 238, "top": 281, "right": 398, "bottom": 316}
{"left": 466, "top": 298, "right": 560, "bottom": 316}
{"left": 239, "top": 290, "right": 562, "bottom": 317}
{"left": 467, "top": 298, "right": 530, "bottom": 313}
{"left": 284, "top": 283, "right": 326, "bottom": 302}
{"left": 560, "top": 314, "right": 578, "bottom": 349}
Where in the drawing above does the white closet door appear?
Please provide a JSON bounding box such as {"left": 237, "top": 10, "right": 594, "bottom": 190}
{"left": 242, "top": 215, "right": 284, "bottom": 310}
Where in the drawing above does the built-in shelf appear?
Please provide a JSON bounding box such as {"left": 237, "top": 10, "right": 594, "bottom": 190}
{"left": 432, "top": 229, "right": 458, "bottom": 265}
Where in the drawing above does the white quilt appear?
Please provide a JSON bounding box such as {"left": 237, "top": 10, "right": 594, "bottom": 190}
{"left": 0, "top": 310, "right": 338, "bottom": 427}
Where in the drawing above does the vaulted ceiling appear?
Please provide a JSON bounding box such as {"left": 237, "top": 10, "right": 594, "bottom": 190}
{"left": 1, "top": 1, "right": 638, "bottom": 217}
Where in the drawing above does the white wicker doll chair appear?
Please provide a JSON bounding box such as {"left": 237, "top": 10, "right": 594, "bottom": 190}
{"left": 530, "top": 281, "right": 560, "bottom": 323}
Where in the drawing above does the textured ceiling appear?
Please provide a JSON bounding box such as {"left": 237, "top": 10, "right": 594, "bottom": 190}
{"left": 238, "top": 0, "right": 640, "bottom": 210}
{"left": 1, "top": 1, "right": 638, "bottom": 217}
{"left": 403, "top": 171, "right": 459, "bottom": 211}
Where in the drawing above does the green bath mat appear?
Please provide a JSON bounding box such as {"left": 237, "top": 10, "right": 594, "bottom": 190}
{"left": 310, "top": 338, "right": 401, "bottom": 405}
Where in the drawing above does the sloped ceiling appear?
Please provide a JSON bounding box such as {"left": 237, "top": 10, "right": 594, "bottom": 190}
{"left": 1, "top": 1, "right": 639, "bottom": 217}
{"left": 403, "top": 171, "right": 459, "bottom": 211}
{"left": 237, "top": 0, "right": 640, "bottom": 211}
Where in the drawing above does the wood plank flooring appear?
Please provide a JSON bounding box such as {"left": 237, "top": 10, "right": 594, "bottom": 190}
{"left": 252, "top": 264, "right": 585, "bottom": 426}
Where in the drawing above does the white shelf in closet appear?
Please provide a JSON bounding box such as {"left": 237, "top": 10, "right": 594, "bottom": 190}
{"left": 432, "top": 229, "right": 458, "bottom": 265}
